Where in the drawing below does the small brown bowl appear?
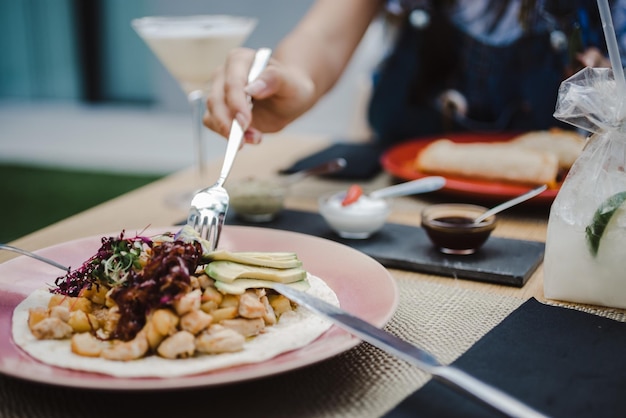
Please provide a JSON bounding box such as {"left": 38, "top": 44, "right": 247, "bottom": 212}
{"left": 421, "top": 204, "right": 497, "bottom": 255}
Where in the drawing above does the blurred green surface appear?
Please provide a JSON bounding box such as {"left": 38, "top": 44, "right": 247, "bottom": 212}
{"left": 0, "top": 164, "right": 162, "bottom": 242}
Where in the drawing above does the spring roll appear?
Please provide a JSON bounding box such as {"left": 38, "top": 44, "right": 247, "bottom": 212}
{"left": 510, "top": 128, "right": 585, "bottom": 170}
{"left": 414, "top": 139, "right": 559, "bottom": 187}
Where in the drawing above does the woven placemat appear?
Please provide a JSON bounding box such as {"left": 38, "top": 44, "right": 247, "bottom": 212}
{"left": 0, "top": 276, "right": 524, "bottom": 418}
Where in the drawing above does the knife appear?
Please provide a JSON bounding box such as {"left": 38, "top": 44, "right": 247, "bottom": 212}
{"left": 273, "top": 284, "right": 549, "bottom": 418}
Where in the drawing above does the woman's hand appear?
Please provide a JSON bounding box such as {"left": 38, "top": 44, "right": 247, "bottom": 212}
{"left": 577, "top": 47, "right": 612, "bottom": 68}
{"left": 203, "top": 0, "right": 380, "bottom": 144}
{"left": 203, "top": 47, "right": 315, "bottom": 144}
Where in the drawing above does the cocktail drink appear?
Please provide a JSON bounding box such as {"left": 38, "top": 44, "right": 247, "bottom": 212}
{"left": 133, "top": 15, "right": 256, "bottom": 95}
{"left": 544, "top": 139, "right": 626, "bottom": 309}
{"left": 545, "top": 210, "right": 626, "bottom": 307}
{"left": 544, "top": 1, "right": 626, "bottom": 309}
{"left": 131, "top": 15, "right": 257, "bottom": 206}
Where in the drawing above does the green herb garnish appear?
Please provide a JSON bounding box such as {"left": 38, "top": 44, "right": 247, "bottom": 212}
{"left": 585, "top": 191, "right": 626, "bottom": 257}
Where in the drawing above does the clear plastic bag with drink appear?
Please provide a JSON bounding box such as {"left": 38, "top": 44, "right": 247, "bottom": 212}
{"left": 544, "top": 66, "right": 626, "bottom": 308}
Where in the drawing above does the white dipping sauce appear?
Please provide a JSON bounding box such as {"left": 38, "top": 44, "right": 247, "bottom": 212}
{"left": 319, "top": 193, "right": 390, "bottom": 239}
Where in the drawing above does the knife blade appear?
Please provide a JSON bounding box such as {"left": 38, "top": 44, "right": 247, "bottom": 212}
{"left": 273, "top": 283, "right": 549, "bottom": 418}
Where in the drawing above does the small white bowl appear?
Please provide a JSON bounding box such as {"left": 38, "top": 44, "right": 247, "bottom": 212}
{"left": 319, "top": 192, "right": 390, "bottom": 239}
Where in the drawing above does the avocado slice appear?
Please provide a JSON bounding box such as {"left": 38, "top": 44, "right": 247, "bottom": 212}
{"left": 214, "top": 277, "right": 310, "bottom": 295}
{"left": 203, "top": 250, "right": 302, "bottom": 269}
{"left": 206, "top": 260, "right": 307, "bottom": 284}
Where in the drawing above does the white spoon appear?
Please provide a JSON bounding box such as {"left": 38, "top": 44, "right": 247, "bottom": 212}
{"left": 368, "top": 176, "right": 446, "bottom": 199}
{"left": 473, "top": 184, "right": 548, "bottom": 224}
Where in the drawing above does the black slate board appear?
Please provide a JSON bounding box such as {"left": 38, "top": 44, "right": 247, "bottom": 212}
{"left": 225, "top": 209, "right": 544, "bottom": 287}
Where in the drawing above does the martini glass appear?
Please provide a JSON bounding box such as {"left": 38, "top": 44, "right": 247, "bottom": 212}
{"left": 132, "top": 15, "right": 257, "bottom": 208}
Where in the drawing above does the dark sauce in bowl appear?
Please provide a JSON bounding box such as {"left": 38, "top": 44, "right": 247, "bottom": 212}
{"left": 421, "top": 205, "right": 496, "bottom": 255}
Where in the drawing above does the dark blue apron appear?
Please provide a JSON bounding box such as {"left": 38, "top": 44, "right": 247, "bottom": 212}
{"left": 367, "top": 12, "right": 571, "bottom": 145}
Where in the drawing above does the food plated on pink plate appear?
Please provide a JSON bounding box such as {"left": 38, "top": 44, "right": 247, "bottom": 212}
{"left": 1, "top": 226, "right": 397, "bottom": 389}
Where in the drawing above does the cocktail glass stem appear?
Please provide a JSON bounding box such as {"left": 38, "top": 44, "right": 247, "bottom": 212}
{"left": 130, "top": 14, "right": 257, "bottom": 209}
{"left": 188, "top": 89, "right": 206, "bottom": 179}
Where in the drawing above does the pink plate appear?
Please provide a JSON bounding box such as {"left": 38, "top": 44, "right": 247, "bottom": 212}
{"left": 0, "top": 226, "right": 398, "bottom": 390}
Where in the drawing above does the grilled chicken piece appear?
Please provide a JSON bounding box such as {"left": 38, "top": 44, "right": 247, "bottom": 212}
{"left": 157, "top": 331, "right": 195, "bottom": 359}
{"left": 71, "top": 332, "right": 108, "bottom": 357}
{"left": 238, "top": 290, "right": 265, "bottom": 319}
{"left": 221, "top": 318, "right": 265, "bottom": 337}
{"left": 101, "top": 330, "right": 149, "bottom": 361}
{"left": 31, "top": 317, "right": 73, "bottom": 340}
{"left": 180, "top": 309, "right": 213, "bottom": 335}
{"left": 195, "top": 325, "right": 245, "bottom": 354}
{"left": 173, "top": 289, "right": 202, "bottom": 316}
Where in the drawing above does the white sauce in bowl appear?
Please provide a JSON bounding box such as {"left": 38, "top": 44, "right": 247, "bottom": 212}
{"left": 319, "top": 193, "right": 390, "bottom": 239}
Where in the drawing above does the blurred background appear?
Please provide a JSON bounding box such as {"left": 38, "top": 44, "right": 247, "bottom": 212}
{"left": 0, "top": 0, "right": 385, "bottom": 241}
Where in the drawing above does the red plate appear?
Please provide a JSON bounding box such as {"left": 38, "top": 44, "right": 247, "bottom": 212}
{"left": 380, "top": 132, "right": 559, "bottom": 205}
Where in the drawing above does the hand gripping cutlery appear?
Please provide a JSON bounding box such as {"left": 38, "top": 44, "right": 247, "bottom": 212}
{"left": 187, "top": 48, "right": 272, "bottom": 249}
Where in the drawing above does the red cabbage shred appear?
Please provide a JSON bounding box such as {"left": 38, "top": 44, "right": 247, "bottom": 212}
{"left": 52, "top": 231, "right": 204, "bottom": 341}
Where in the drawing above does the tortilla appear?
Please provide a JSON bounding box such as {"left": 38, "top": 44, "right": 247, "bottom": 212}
{"left": 12, "top": 274, "right": 337, "bottom": 378}
{"left": 415, "top": 138, "right": 559, "bottom": 187}
{"left": 509, "top": 128, "right": 585, "bottom": 170}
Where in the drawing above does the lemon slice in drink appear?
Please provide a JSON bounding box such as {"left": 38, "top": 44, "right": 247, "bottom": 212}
{"left": 585, "top": 191, "right": 626, "bottom": 257}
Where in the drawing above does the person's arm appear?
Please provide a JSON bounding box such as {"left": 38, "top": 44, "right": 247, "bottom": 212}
{"left": 203, "top": 0, "right": 383, "bottom": 142}
{"left": 275, "top": 0, "right": 382, "bottom": 102}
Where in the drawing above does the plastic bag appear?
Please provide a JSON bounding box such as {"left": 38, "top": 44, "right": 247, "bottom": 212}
{"left": 544, "top": 67, "right": 626, "bottom": 308}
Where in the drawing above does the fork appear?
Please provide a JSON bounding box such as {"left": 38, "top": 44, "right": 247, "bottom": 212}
{"left": 187, "top": 48, "right": 272, "bottom": 250}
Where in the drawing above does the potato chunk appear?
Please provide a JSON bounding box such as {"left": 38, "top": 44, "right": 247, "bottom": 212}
{"left": 202, "top": 286, "right": 223, "bottom": 306}
{"left": 144, "top": 309, "right": 179, "bottom": 350}
{"left": 79, "top": 285, "right": 109, "bottom": 305}
{"left": 48, "top": 294, "right": 92, "bottom": 313}
{"left": 48, "top": 294, "right": 69, "bottom": 309}
{"left": 151, "top": 309, "right": 179, "bottom": 336}
{"left": 67, "top": 310, "right": 93, "bottom": 333}
{"left": 210, "top": 306, "right": 238, "bottom": 323}
{"left": 268, "top": 294, "right": 293, "bottom": 315}
{"left": 219, "top": 294, "right": 240, "bottom": 308}
{"left": 28, "top": 307, "right": 50, "bottom": 330}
